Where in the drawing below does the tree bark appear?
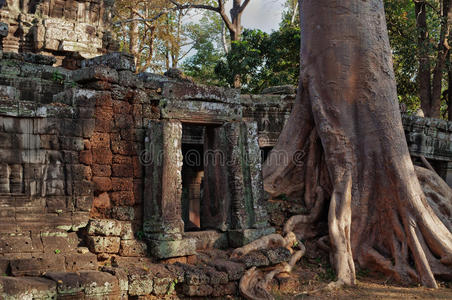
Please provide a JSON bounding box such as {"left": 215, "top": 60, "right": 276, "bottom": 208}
{"left": 263, "top": 0, "right": 452, "bottom": 288}
{"left": 415, "top": 1, "right": 433, "bottom": 116}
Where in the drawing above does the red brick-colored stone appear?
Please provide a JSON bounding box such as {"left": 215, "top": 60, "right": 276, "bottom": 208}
{"left": 92, "top": 164, "right": 111, "bottom": 177}
{"left": 95, "top": 92, "right": 113, "bottom": 108}
{"left": 91, "top": 132, "right": 110, "bottom": 148}
{"left": 112, "top": 155, "right": 132, "bottom": 164}
{"left": 79, "top": 150, "right": 93, "bottom": 165}
{"left": 112, "top": 163, "right": 133, "bottom": 177}
{"left": 84, "top": 139, "right": 92, "bottom": 150}
{"left": 110, "top": 191, "right": 134, "bottom": 206}
{"left": 113, "top": 100, "right": 131, "bottom": 114}
{"left": 92, "top": 176, "right": 112, "bottom": 192}
{"left": 111, "top": 177, "right": 133, "bottom": 191}
{"left": 93, "top": 192, "right": 111, "bottom": 208}
{"left": 111, "top": 140, "right": 134, "bottom": 155}
{"left": 92, "top": 147, "right": 113, "bottom": 164}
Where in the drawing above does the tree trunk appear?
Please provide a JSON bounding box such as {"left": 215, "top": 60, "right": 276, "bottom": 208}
{"left": 415, "top": 1, "right": 433, "bottom": 117}
{"left": 263, "top": 0, "right": 452, "bottom": 288}
{"left": 430, "top": 0, "right": 452, "bottom": 118}
{"left": 129, "top": 8, "right": 139, "bottom": 68}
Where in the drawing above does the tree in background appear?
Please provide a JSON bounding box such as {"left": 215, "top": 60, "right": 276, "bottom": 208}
{"left": 113, "top": 0, "right": 194, "bottom": 73}
{"left": 182, "top": 11, "right": 227, "bottom": 85}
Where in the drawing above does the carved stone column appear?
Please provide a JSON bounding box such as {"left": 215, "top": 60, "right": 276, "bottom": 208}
{"left": 224, "top": 121, "right": 274, "bottom": 247}
{"left": 143, "top": 120, "right": 196, "bottom": 258}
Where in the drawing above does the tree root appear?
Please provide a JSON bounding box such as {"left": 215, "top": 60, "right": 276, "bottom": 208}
{"left": 236, "top": 231, "right": 306, "bottom": 300}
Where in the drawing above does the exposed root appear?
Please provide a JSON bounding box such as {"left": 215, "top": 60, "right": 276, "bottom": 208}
{"left": 237, "top": 230, "right": 306, "bottom": 300}
{"left": 231, "top": 232, "right": 298, "bottom": 258}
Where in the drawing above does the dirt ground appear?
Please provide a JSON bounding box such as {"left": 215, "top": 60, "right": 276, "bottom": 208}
{"left": 271, "top": 252, "right": 452, "bottom": 300}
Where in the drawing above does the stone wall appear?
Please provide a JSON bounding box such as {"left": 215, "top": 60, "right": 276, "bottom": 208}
{"left": 0, "top": 0, "right": 117, "bottom": 67}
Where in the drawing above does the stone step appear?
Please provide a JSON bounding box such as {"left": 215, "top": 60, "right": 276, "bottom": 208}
{"left": 0, "top": 251, "right": 98, "bottom": 276}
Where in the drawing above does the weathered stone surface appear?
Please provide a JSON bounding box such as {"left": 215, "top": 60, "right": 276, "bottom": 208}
{"left": 81, "top": 53, "right": 136, "bottom": 72}
{"left": 207, "top": 259, "right": 245, "bottom": 281}
{"left": 261, "top": 85, "right": 296, "bottom": 95}
{"left": 262, "top": 247, "right": 292, "bottom": 265}
{"left": 87, "top": 219, "right": 122, "bottom": 236}
{"left": 128, "top": 268, "right": 153, "bottom": 296}
{"left": 182, "top": 284, "right": 213, "bottom": 297}
{"left": 73, "top": 66, "right": 119, "bottom": 83}
{"left": 9, "top": 254, "right": 66, "bottom": 276}
{"left": 119, "top": 239, "right": 148, "bottom": 257}
{"left": 148, "top": 238, "right": 196, "bottom": 259}
{"left": 211, "top": 282, "right": 237, "bottom": 297}
{"left": 184, "top": 230, "right": 228, "bottom": 250}
{"left": 238, "top": 250, "right": 270, "bottom": 268}
{"left": 148, "top": 264, "right": 175, "bottom": 295}
{"left": 86, "top": 236, "right": 120, "bottom": 253}
{"left": 64, "top": 253, "right": 98, "bottom": 272}
{"left": 228, "top": 227, "right": 275, "bottom": 248}
{"left": 0, "top": 276, "right": 57, "bottom": 299}
{"left": 45, "top": 271, "right": 119, "bottom": 297}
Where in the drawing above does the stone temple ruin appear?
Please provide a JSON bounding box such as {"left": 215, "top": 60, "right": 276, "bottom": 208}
{"left": 1, "top": 2, "right": 452, "bottom": 298}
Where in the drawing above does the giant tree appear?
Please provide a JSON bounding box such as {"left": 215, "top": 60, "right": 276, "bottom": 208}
{"left": 263, "top": 0, "right": 452, "bottom": 289}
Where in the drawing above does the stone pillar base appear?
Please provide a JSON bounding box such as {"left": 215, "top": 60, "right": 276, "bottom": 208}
{"left": 227, "top": 227, "right": 275, "bottom": 248}
{"left": 148, "top": 238, "right": 197, "bottom": 259}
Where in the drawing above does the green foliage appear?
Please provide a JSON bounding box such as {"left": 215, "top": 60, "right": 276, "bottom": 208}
{"left": 52, "top": 71, "right": 65, "bottom": 85}
{"left": 182, "top": 11, "right": 225, "bottom": 85}
{"left": 54, "top": 249, "right": 61, "bottom": 254}
{"left": 167, "top": 279, "right": 178, "bottom": 295}
{"left": 214, "top": 26, "right": 300, "bottom": 93}
{"left": 135, "top": 230, "right": 145, "bottom": 240}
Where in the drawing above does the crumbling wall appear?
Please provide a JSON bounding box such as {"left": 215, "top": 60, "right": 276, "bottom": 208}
{"left": 0, "top": 0, "right": 117, "bottom": 66}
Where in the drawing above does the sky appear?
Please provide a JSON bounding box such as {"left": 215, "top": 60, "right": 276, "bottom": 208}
{"left": 229, "top": 0, "right": 285, "bottom": 33}
{"left": 186, "top": 0, "right": 285, "bottom": 33}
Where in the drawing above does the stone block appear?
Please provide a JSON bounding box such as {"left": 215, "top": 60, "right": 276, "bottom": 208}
{"left": 113, "top": 99, "right": 131, "bottom": 114}
{"left": 228, "top": 227, "right": 275, "bottom": 248}
{"left": 110, "top": 191, "right": 134, "bottom": 206}
{"left": 86, "top": 236, "right": 120, "bottom": 253}
{"left": 111, "top": 177, "right": 133, "bottom": 191}
{"left": 92, "top": 147, "right": 112, "bottom": 164}
{"left": 73, "top": 65, "right": 119, "bottom": 83}
{"left": 148, "top": 238, "right": 196, "bottom": 259}
{"left": 0, "top": 233, "right": 37, "bottom": 253}
{"left": 81, "top": 53, "right": 136, "bottom": 72}
{"left": 182, "top": 284, "right": 213, "bottom": 297}
{"left": 238, "top": 250, "right": 270, "bottom": 268}
{"left": 207, "top": 259, "right": 245, "bottom": 281}
{"left": 112, "top": 163, "right": 133, "bottom": 177}
{"left": 128, "top": 268, "right": 153, "bottom": 296}
{"left": 262, "top": 247, "right": 292, "bottom": 265}
{"left": 41, "top": 231, "right": 79, "bottom": 254}
{"left": 211, "top": 282, "right": 237, "bottom": 297}
{"left": 87, "top": 219, "right": 122, "bottom": 236}
{"left": 9, "top": 254, "right": 66, "bottom": 276}
{"left": 92, "top": 176, "right": 112, "bottom": 192}
{"left": 45, "top": 271, "right": 119, "bottom": 298}
{"left": 64, "top": 252, "right": 98, "bottom": 271}
{"left": 0, "top": 277, "right": 57, "bottom": 299}
{"left": 119, "top": 239, "right": 148, "bottom": 257}
{"left": 111, "top": 206, "right": 135, "bottom": 221}
{"left": 92, "top": 164, "right": 111, "bottom": 177}
{"left": 184, "top": 230, "right": 229, "bottom": 250}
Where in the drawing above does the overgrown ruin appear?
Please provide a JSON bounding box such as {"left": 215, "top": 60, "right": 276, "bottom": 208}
{"left": 0, "top": 2, "right": 452, "bottom": 298}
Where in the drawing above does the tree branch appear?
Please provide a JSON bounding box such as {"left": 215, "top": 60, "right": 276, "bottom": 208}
{"left": 239, "top": 0, "right": 251, "bottom": 13}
